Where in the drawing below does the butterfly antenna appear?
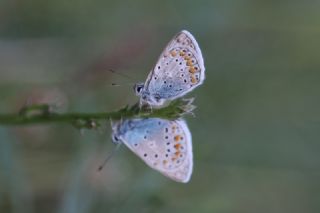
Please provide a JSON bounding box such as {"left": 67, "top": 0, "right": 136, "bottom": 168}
{"left": 108, "top": 69, "right": 137, "bottom": 81}
{"left": 97, "top": 142, "right": 122, "bottom": 172}
{"left": 107, "top": 69, "right": 138, "bottom": 87}
{"left": 108, "top": 82, "right": 134, "bottom": 87}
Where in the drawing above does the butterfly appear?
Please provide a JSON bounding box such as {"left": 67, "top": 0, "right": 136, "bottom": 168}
{"left": 111, "top": 118, "right": 193, "bottom": 183}
{"left": 134, "top": 30, "right": 205, "bottom": 106}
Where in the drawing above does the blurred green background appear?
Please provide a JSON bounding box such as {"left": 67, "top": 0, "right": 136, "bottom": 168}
{"left": 0, "top": 0, "right": 320, "bottom": 212}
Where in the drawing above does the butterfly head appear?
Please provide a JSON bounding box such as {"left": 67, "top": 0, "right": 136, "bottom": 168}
{"left": 133, "top": 83, "right": 144, "bottom": 96}
{"left": 111, "top": 121, "right": 122, "bottom": 144}
{"left": 134, "top": 83, "right": 165, "bottom": 106}
{"left": 111, "top": 133, "right": 121, "bottom": 144}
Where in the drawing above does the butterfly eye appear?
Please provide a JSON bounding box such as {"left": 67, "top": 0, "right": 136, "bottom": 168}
{"left": 137, "top": 86, "right": 143, "bottom": 93}
{"left": 112, "top": 134, "right": 120, "bottom": 143}
{"left": 134, "top": 84, "right": 144, "bottom": 95}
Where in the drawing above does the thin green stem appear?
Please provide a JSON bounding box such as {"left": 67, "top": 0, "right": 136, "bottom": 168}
{"left": 0, "top": 98, "right": 195, "bottom": 129}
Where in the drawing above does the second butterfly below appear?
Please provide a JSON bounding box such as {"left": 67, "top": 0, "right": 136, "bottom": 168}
{"left": 111, "top": 118, "right": 193, "bottom": 183}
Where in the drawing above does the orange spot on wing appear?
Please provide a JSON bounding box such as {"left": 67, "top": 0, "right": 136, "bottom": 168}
{"left": 172, "top": 157, "right": 176, "bottom": 161}
{"left": 179, "top": 51, "right": 185, "bottom": 56}
{"left": 191, "top": 75, "right": 197, "bottom": 84}
{"left": 175, "top": 151, "right": 180, "bottom": 156}
{"left": 187, "top": 60, "right": 193, "bottom": 66}
{"left": 189, "top": 67, "right": 196, "bottom": 73}
{"left": 174, "top": 143, "right": 181, "bottom": 149}
{"left": 170, "top": 50, "right": 177, "bottom": 57}
{"left": 174, "top": 135, "right": 181, "bottom": 142}
{"left": 184, "top": 56, "right": 190, "bottom": 60}
{"left": 163, "top": 160, "right": 167, "bottom": 165}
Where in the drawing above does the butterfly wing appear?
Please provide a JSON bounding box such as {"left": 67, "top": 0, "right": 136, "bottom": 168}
{"left": 144, "top": 30, "right": 205, "bottom": 102}
{"left": 118, "top": 118, "right": 193, "bottom": 183}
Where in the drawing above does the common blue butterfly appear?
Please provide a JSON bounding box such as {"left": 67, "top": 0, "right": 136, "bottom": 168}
{"left": 112, "top": 118, "right": 193, "bottom": 183}
{"left": 134, "top": 30, "right": 205, "bottom": 106}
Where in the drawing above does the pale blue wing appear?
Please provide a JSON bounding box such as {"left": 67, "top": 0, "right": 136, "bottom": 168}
{"left": 116, "top": 118, "right": 193, "bottom": 183}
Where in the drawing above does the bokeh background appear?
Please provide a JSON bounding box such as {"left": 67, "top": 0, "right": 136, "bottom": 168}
{"left": 0, "top": 0, "right": 320, "bottom": 212}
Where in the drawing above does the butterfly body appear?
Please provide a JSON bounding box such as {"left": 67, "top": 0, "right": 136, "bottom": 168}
{"left": 135, "top": 30, "right": 205, "bottom": 106}
{"left": 112, "top": 118, "right": 193, "bottom": 183}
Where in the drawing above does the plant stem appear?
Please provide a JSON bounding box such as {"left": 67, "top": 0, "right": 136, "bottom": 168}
{"left": 0, "top": 98, "right": 195, "bottom": 129}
